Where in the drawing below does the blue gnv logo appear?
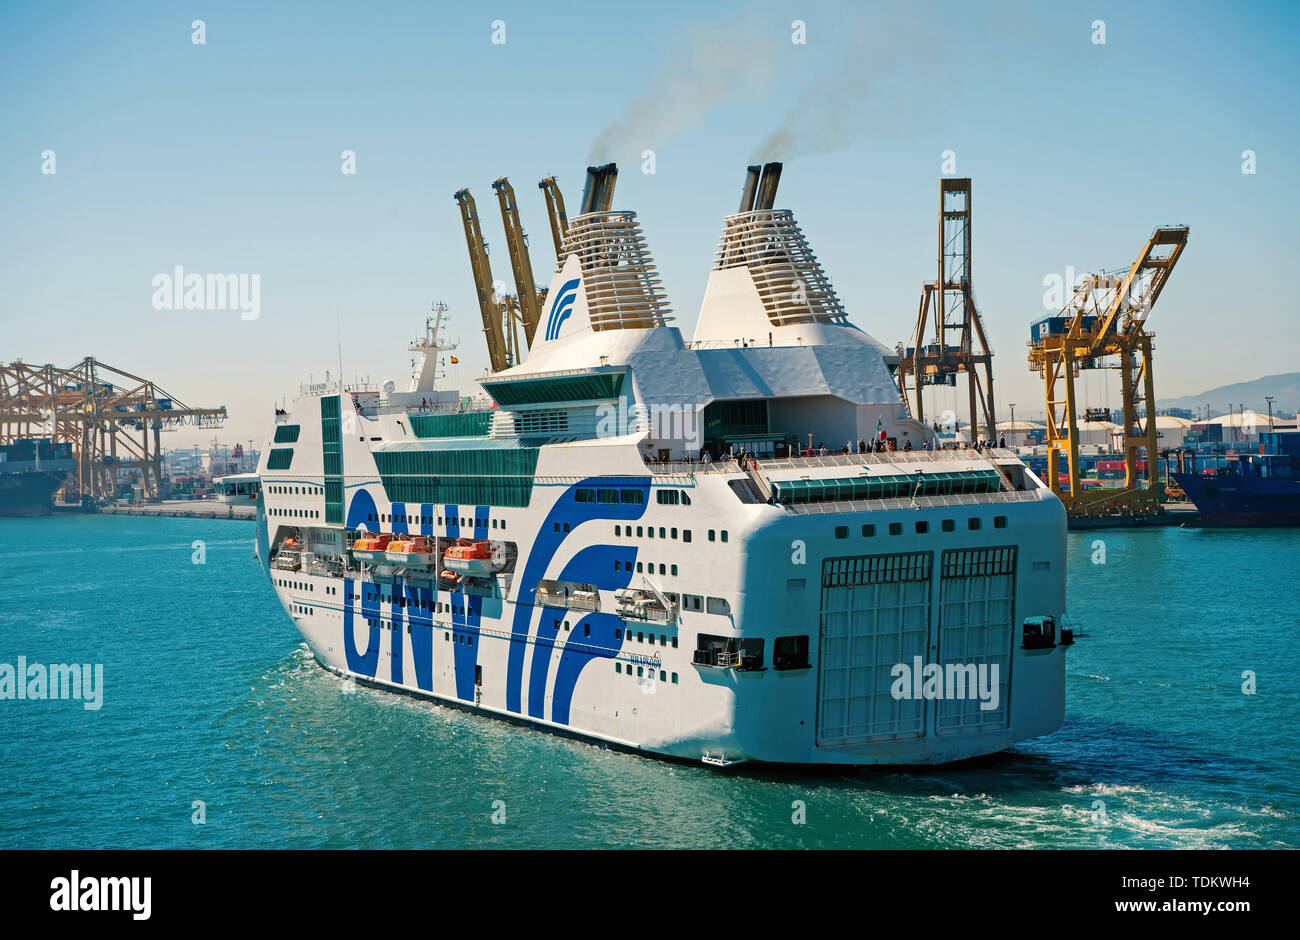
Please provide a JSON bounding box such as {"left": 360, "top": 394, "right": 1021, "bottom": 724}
{"left": 545, "top": 278, "right": 580, "bottom": 341}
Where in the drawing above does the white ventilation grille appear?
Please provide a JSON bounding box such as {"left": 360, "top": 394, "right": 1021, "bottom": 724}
{"left": 560, "top": 211, "right": 673, "bottom": 332}
{"left": 713, "top": 209, "right": 847, "bottom": 327}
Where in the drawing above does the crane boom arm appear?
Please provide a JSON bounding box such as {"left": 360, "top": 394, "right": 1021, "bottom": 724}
{"left": 454, "top": 189, "right": 509, "bottom": 373}
{"left": 538, "top": 176, "right": 569, "bottom": 260}
{"left": 492, "top": 177, "right": 543, "bottom": 347}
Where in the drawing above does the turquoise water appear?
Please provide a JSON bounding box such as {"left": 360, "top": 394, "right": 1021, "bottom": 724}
{"left": 1, "top": 514, "right": 1296, "bottom": 849}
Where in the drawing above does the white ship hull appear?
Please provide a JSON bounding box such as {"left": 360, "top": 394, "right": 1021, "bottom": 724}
{"left": 254, "top": 177, "right": 1072, "bottom": 768}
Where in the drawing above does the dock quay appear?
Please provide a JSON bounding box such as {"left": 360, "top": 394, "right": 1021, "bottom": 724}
{"left": 92, "top": 500, "right": 255, "bottom": 521}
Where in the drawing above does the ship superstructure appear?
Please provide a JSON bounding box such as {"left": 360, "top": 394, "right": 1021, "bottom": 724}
{"left": 255, "top": 165, "right": 1071, "bottom": 766}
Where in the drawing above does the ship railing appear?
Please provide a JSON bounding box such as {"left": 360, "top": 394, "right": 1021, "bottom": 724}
{"left": 693, "top": 649, "right": 742, "bottom": 668}
{"left": 535, "top": 590, "right": 601, "bottom": 612}
{"left": 782, "top": 489, "right": 1041, "bottom": 514}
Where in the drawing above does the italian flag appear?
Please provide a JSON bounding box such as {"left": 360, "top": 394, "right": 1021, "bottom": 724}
{"left": 877, "top": 417, "right": 886, "bottom": 441}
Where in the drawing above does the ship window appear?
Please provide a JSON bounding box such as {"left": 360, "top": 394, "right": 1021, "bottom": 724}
{"left": 647, "top": 634, "right": 655, "bottom": 645}
{"left": 671, "top": 565, "right": 678, "bottom": 576}
{"left": 671, "top": 528, "right": 677, "bottom": 539}
{"left": 773, "top": 635, "right": 810, "bottom": 670}
{"left": 616, "top": 663, "right": 622, "bottom": 673}
{"left": 682, "top": 492, "right": 691, "bottom": 505}
{"left": 657, "top": 490, "right": 679, "bottom": 505}
{"left": 553, "top": 522, "right": 560, "bottom": 532}
{"left": 706, "top": 597, "right": 730, "bottom": 615}
{"left": 968, "top": 517, "right": 981, "bottom": 530}
{"left": 683, "top": 594, "right": 703, "bottom": 612}
{"left": 889, "top": 523, "right": 902, "bottom": 535}
{"left": 708, "top": 530, "right": 716, "bottom": 541}
{"left": 658, "top": 527, "right": 666, "bottom": 538}
{"left": 615, "top": 628, "right": 622, "bottom": 640}
{"left": 584, "top": 623, "right": 591, "bottom": 637}
{"left": 636, "top": 562, "right": 644, "bottom": 573}
{"left": 647, "top": 528, "right": 654, "bottom": 539}
{"left": 575, "top": 488, "right": 595, "bottom": 503}
{"left": 942, "top": 519, "right": 954, "bottom": 531}
{"left": 500, "top": 520, "right": 506, "bottom": 530}
{"left": 660, "top": 671, "right": 667, "bottom": 682}
{"left": 614, "top": 560, "right": 621, "bottom": 572}
{"left": 683, "top": 530, "right": 691, "bottom": 542}
{"left": 994, "top": 515, "right": 1008, "bottom": 529}
{"left": 659, "top": 564, "right": 666, "bottom": 575}
{"left": 597, "top": 488, "right": 619, "bottom": 504}
{"left": 615, "top": 525, "right": 621, "bottom": 536}
{"left": 637, "top": 632, "right": 644, "bottom": 642}
{"left": 620, "top": 489, "right": 643, "bottom": 504}
{"left": 637, "top": 667, "right": 644, "bottom": 677}
{"left": 916, "top": 521, "right": 928, "bottom": 533}
{"left": 672, "top": 673, "right": 678, "bottom": 683}
{"left": 672, "top": 637, "right": 678, "bottom": 648}
{"left": 563, "top": 523, "right": 570, "bottom": 533}
{"left": 636, "top": 526, "right": 643, "bottom": 537}
{"left": 835, "top": 526, "right": 848, "bottom": 539}
{"left": 721, "top": 531, "right": 728, "bottom": 542}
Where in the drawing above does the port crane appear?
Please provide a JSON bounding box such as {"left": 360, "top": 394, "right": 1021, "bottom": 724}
{"left": 492, "top": 177, "right": 547, "bottom": 347}
{"left": 1027, "top": 226, "right": 1189, "bottom": 517}
{"left": 453, "top": 188, "right": 514, "bottom": 373}
{"left": 896, "top": 178, "right": 998, "bottom": 443}
{"left": 0, "top": 357, "right": 226, "bottom": 504}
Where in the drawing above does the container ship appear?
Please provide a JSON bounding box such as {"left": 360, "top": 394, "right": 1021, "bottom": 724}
{"left": 1171, "top": 430, "right": 1300, "bottom": 526}
{"left": 254, "top": 164, "right": 1074, "bottom": 767}
{"left": 0, "top": 439, "right": 75, "bottom": 516}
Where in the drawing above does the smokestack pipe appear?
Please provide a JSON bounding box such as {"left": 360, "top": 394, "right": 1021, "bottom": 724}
{"left": 739, "top": 165, "right": 761, "bottom": 212}
{"left": 581, "top": 166, "right": 601, "bottom": 214}
{"left": 580, "top": 163, "right": 618, "bottom": 214}
{"left": 755, "top": 161, "right": 783, "bottom": 210}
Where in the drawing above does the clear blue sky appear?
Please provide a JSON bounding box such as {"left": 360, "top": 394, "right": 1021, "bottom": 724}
{"left": 2, "top": 0, "right": 1297, "bottom": 447}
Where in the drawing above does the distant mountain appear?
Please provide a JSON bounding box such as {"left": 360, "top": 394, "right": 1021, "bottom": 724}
{"left": 1157, "top": 372, "right": 1300, "bottom": 419}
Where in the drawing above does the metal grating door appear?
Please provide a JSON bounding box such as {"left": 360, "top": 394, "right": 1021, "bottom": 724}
{"left": 935, "top": 547, "right": 1016, "bottom": 735}
{"left": 817, "top": 553, "right": 932, "bottom": 747}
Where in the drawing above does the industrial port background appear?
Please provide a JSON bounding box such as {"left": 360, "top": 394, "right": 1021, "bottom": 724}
{"left": 2, "top": 0, "right": 1297, "bottom": 449}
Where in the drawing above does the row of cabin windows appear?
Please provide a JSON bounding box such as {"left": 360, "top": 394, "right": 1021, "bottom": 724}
{"left": 364, "top": 511, "right": 506, "bottom": 531}
{"left": 614, "top": 524, "right": 691, "bottom": 542}
{"left": 614, "top": 560, "right": 679, "bottom": 577}
{"left": 616, "top": 663, "right": 679, "bottom": 683}
{"left": 292, "top": 604, "right": 315, "bottom": 616}
{"left": 276, "top": 578, "right": 314, "bottom": 592}
{"left": 268, "top": 484, "right": 321, "bottom": 495}
{"left": 834, "top": 516, "right": 1008, "bottom": 539}
{"left": 656, "top": 490, "right": 690, "bottom": 505}
{"left": 271, "top": 507, "right": 318, "bottom": 518}
{"left": 574, "top": 488, "right": 645, "bottom": 505}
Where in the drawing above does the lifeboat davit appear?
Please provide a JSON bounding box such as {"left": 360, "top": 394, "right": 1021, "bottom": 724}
{"left": 442, "top": 540, "right": 505, "bottom": 577}
{"left": 385, "top": 535, "right": 438, "bottom": 567}
{"left": 349, "top": 534, "right": 392, "bottom": 563}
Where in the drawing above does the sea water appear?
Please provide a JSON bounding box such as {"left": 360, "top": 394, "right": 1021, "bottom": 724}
{"left": 1, "top": 514, "right": 1296, "bottom": 849}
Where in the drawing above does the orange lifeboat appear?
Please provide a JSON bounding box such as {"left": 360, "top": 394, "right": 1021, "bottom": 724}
{"left": 442, "top": 540, "right": 505, "bottom": 577}
{"left": 385, "top": 535, "right": 438, "bottom": 567}
{"left": 349, "top": 533, "right": 392, "bottom": 563}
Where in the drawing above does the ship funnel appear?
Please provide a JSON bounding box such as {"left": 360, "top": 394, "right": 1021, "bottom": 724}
{"left": 754, "top": 161, "right": 783, "bottom": 211}
{"left": 580, "top": 163, "right": 619, "bottom": 214}
{"left": 738, "top": 164, "right": 762, "bottom": 212}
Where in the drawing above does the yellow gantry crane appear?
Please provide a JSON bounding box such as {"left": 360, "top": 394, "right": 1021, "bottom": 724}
{"left": 538, "top": 176, "right": 570, "bottom": 261}
{"left": 492, "top": 177, "right": 547, "bottom": 347}
{"left": 456, "top": 176, "right": 560, "bottom": 373}
{"left": 896, "top": 178, "right": 998, "bottom": 442}
{"left": 453, "top": 188, "right": 514, "bottom": 373}
{"left": 0, "top": 357, "right": 226, "bottom": 503}
{"left": 1028, "top": 225, "right": 1189, "bottom": 517}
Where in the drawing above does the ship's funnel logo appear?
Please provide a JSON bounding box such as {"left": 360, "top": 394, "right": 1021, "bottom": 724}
{"left": 545, "top": 278, "right": 581, "bottom": 341}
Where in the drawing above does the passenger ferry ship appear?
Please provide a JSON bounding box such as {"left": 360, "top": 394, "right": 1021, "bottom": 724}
{"left": 255, "top": 165, "right": 1072, "bottom": 767}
